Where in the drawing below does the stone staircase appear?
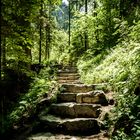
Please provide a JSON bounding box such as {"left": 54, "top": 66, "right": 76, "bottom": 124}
{"left": 28, "top": 66, "right": 113, "bottom": 139}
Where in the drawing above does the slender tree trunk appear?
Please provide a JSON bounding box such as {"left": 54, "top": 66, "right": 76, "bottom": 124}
{"left": 84, "top": 32, "right": 88, "bottom": 51}
{"left": 0, "top": 0, "right": 3, "bottom": 130}
{"left": 85, "top": 0, "right": 87, "bottom": 14}
{"left": 45, "top": 1, "right": 51, "bottom": 60}
{"left": 45, "top": 26, "right": 48, "bottom": 60}
{"left": 45, "top": 25, "right": 50, "bottom": 60}
{"left": 39, "top": 0, "right": 43, "bottom": 64}
{"left": 39, "top": 23, "right": 42, "bottom": 64}
{"left": 0, "top": 39, "right": 1, "bottom": 81}
{"left": 48, "top": 2, "right": 51, "bottom": 60}
{"left": 85, "top": 0, "right": 88, "bottom": 51}
{"left": 120, "top": 0, "right": 124, "bottom": 17}
{"left": 0, "top": 0, "right": 2, "bottom": 80}
{"left": 2, "top": 37, "right": 6, "bottom": 69}
{"left": 69, "top": 1, "right": 71, "bottom": 46}
{"left": 107, "top": 1, "right": 111, "bottom": 49}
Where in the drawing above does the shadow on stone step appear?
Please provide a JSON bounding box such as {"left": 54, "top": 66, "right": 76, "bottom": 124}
{"left": 37, "top": 117, "right": 101, "bottom": 136}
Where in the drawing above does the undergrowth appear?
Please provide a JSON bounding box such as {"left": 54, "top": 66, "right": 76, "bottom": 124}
{"left": 1, "top": 66, "right": 59, "bottom": 135}
{"left": 77, "top": 20, "right": 140, "bottom": 139}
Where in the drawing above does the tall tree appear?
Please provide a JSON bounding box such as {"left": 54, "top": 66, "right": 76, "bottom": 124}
{"left": 84, "top": 0, "right": 88, "bottom": 50}
{"left": 45, "top": 0, "right": 51, "bottom": 60}
{"left": 2, "top": 37, "right": 6, "bottom": 70}
{"left": 69, "top": 0, "right": 71, "bottom": 46}
{"left": 39, "top": 0, "right": 44, "bottom": 64}
{"left": 0, "top": 0, "right": 2, "bottom": 80}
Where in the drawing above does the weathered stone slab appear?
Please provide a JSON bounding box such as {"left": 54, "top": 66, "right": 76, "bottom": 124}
{"left": 63, "top": 118, "right": 100, "bottom": 135}
{"left": 49, "top": 103, "right": 101, "bottom": 118}
{"left": 58, "top": 68, "right": 77, "bottom": 73}
{"left": 58, "top": 75, "right": 79, "bottom": 80}
{"left": 58, "top": 79, "right": 79, "bottom": 84}
{"left": 57, "top": 93, "right": 76, "bottom": 102}
{"left": 57, "top": 73, "right": 78, "bottom": 77}
{"left": 76, "top": 90, "right": 108, "bottom": 106}
{"left": 62, "top": 84, "right": 95, "bottom": 93}
{"left": 27, "top": 132, "right": 109, "bottom": 140}
{"left": 39, "top": 115, "right": 100, "bottom": 135}
{"left": 49, "top": 103, "right": 75, "bottom": 117}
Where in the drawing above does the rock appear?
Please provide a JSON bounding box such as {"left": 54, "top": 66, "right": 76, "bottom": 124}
{"left": 57, "top": 73, "right": 78, "bottom": 77}
{"left": 49, "top": 103, "right": 101, "bottom": 118}
{"left": 62, "top": 84, "right": 95, "bottom": 93}
{"left": 57, "top": 93, "right": 76, "bottom": 102}
{"left": 76, "top": 93, "right": 83, "bottom": 103}
{"left": 58, "top": 79, "right": 79, "bottom": 84}
{"left": 63, "top": 118, "right": 100, "bottom": 135}
{"left": 27, "top": 132, "right": 109, "bottom": 140}
{"left": 39, "top": 115, "right": 101, "bottom": 135}
{"left": 76, "top": 91, "right": 108, "bottom": 106}
{"left": 57, "top": 68, "right": 77, "bottom": 73}
{"left": 58, "top": 75, "right": 79, "bottom": 80}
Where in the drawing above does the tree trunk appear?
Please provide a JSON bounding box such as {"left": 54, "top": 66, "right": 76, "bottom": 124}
{"left": 69, "top": 1, "right": 71, "bottom": 46}
{"left": 0, "top": 0, "right": 2, "bottom": 80}
{"left": 45, "top": 25, "right": 50, "bottom": 60}
{"left": 2, "top": 37, "right": 6, "bottom": 70}
{"left": 85, "top": 0, "right": 88, "bottom": 51}
{"left": 45, "top": 1, "right": 52, "bottom": 61}
{"left": 39, "top": 22, "right": 42, "bottom": 64}
{"left": 39, "top": 0, "right": 43, "bottom": 64}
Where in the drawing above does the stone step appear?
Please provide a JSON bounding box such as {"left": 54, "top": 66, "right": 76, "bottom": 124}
{"left": 58, "top": 79, "right": 80, "bottom": 84}
{"left": 58, "top": 73, "right": 79, "bottom": 77}
{"left": 61, "top": 66, "right": 77, "bottom": 71}
{"left": 58, "top": 75, "right": 79, "bottom": 80}
{"left": 63, "top": 66, "right": 77, "bottom": 69}
{"left": 76, "top": 90, "right": 108, "bottom": 106}
{"left": 57, "top": 93, "right": 76, "bottom": 102}
{"left": 61, "top": 84, "right": 95, "bottom": 93}
{"left": 49, "top": 103, "right": 101, "bottom": 118}
{"left": 57, "top": 91, "right": 108, "bottom": 106}
{"left": 58, "top": 69, "right": 77, "bottom": 73}
{"left": 27, "top": 132, "right": 109, "bottom": 140}
{"left": 39, "top": 115, "right": 101, "bottom": 135}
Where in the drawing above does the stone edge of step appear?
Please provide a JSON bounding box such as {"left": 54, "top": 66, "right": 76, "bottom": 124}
{"left": 50, "top": 102, "right": 102, "bottom": 107}
{"left": 40, "top": 114, "right": 100, "bottom": 123}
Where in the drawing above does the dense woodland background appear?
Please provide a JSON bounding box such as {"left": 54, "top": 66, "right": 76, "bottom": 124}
{"left": 0, "top": 0, "right": 140, "bottom": 139}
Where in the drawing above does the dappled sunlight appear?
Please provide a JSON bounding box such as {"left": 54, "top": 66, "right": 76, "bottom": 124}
{"left": 1, "top": 0, "right": 140, "bottom": 139}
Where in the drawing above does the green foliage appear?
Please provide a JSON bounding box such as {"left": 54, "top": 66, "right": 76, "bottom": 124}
{"left": 1, "top": 0, "right": 140, "bottom": 138}
{"left": 69, "top": 2, "right": 119, "bottom": 62}
{"left": 50, "top": 29, "right": 69, "bottom": 64}
{"left": 2, "top": 67, "right": 58, "bottom": 134}
{"left": 78, "top": 21, "right": 140, "bottom": 83}
{"left": 1, "top": 0, "right": 63, "bottom": 74}
{"left": 111, "top": 95, "right": 140, "bottom": 140}
{"left": 77, "top": 20, "right": 140, "bottom": 139}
